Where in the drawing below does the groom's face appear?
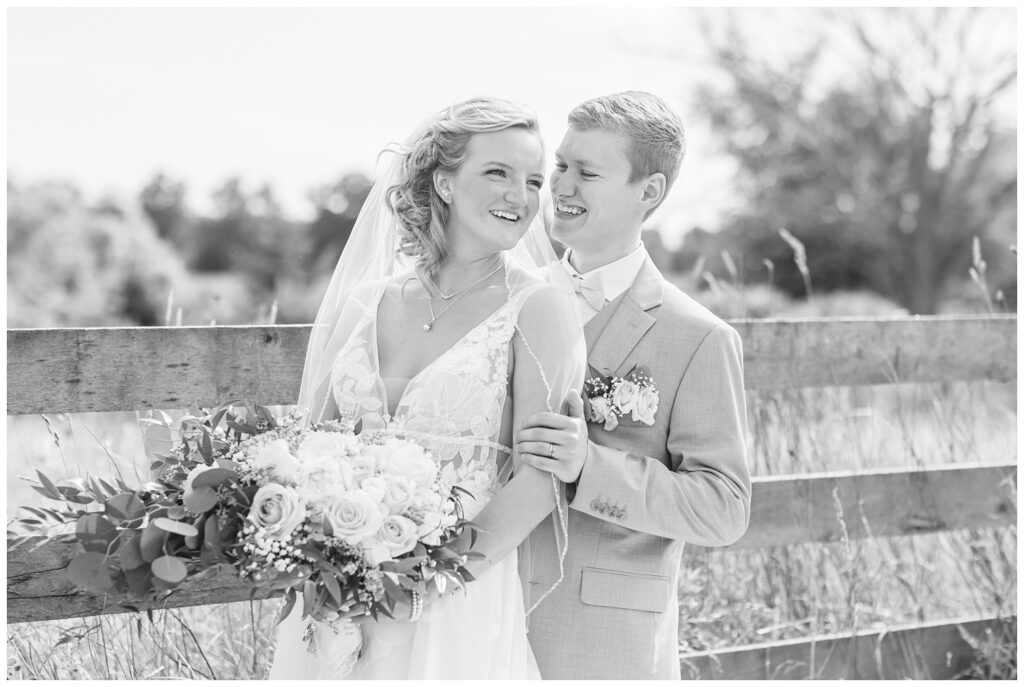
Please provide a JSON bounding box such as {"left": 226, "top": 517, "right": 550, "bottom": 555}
{"left": 549, "top": 127, "right": 645, "bottom": 262}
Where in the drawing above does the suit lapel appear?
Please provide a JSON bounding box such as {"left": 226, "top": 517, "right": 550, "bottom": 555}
{"left": 586, "top": 256, "right": 664, "bottom": 377}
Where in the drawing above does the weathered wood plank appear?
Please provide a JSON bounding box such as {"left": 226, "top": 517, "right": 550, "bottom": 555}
{"left": 8, "top": 464, "right": 1015, "bottom": 623}
{"left": 7, "top": 325, "right": 310, "bottom": 415}
{"left": 702, "top": 462, "right": 1018, "bottom": 551}
{"left": 6, "top": 538, "right": 278, "bottom": 623}
{"left": 679, "top": 615, "right": 1015, "bottom": 679}
{"left": 7, "top": 316, "right": 1016, "bottom": 414}
{"left": 731, "top": 314, "right": 1016, "bottom": 391}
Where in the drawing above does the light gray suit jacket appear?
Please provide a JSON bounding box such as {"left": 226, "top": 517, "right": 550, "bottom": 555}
{"left": 520, "top": 256, "right": 751, "bottom": 680}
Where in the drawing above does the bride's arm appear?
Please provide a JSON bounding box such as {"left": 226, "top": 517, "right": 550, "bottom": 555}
{"left": 462, "top": 284, "right": 585, "bottom": 578}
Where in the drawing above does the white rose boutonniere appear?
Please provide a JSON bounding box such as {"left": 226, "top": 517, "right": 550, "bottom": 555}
{"left": 583, "top": 365, "right": 659, "bottom": 431}
{"left": 633, "top": 387, "right": 660, "bottom": 425}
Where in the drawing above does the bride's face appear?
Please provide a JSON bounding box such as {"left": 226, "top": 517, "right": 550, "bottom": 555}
{"left": 436, "top": 128, "right": 545, "bottom": 257}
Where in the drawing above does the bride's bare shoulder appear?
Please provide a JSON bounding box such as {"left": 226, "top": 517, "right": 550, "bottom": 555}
{"left": 381, "top": 271, "right": 425, "bottom": 300}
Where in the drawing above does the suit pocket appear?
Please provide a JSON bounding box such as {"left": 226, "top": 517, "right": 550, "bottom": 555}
{"left": 579, "top": 567, "right": 669, "bottom": 614}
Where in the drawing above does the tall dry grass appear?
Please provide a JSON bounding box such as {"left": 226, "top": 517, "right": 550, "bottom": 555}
{"left": 6, "top": 377, "right": 1015, "bottom": 679}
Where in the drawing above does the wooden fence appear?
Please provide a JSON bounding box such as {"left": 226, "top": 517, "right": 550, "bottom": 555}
{"left": 7, "top": 315, "right": 1017, "bottom": 679}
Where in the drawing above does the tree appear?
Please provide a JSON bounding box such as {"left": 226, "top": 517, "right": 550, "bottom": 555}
{"left": 307, "top": 172, "right": 373, "bottom": 279}
{"left": 191, "top": 178, "right": 301, "bottom": 291}
{"left": 140, "top": 173, "right": 190, "bottom": 246}
{"left": 692, "top": 8, "right": 1016, "bottom": 313}
{"left": 8, "top": 182, "right": 188, "bottom": 327}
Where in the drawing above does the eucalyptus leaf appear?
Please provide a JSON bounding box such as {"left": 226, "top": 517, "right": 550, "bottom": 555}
{"left": 139, "top": 523, "right": 166, "bottom": 563}
{"left": 153, "top": 518, "right": 199, "bottom": 538}
{"left": 138, "top": 419, "right": 174, "bottom": 460}
{"left": 67, "top": 552, "right": 115, "bottom": 594}
{"left": 117, "top": 532, "right": 147, "bottom": 570}
{"left": 151, "top": 555, "right": 188, "bottom": 585}
{"left": 166, "top": 505, "right": 187, "bottom": 520}
{"left": 183, "top": 486, "right": 218, "bottom": 514}
{"left": 76, "top": 513, "right": 118, "bottom": 553}
{"left": 190, "top": 468, "right": 236, "bottom": 490}
{"left": 105, "top": 493, "right": 146, "bottom": 522}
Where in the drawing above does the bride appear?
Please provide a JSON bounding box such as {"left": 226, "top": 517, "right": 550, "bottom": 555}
{"left": 268, "top": 97, "right": 585, "bottom": 679}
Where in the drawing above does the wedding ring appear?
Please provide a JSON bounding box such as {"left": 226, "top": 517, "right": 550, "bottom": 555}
{"left": 547, "top": 443, "right": 555, "bottom": 459}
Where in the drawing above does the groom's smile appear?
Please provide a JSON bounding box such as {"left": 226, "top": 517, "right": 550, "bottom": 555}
{"left": 555, "top": 201, "right": 586, "bottom": 218}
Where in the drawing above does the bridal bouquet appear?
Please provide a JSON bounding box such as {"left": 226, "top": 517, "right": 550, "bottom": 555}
{"left": 9, "top": 402, "right": 478, "bottom": 669}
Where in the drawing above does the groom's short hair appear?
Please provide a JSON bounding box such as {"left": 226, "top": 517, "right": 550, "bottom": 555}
{"left": 568, "top": 91, "right": 686, "bottom": 211}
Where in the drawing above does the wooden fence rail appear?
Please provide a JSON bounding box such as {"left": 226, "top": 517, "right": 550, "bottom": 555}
{"left": 6, "top": 316, "right": 1017, "bottom": 679}
{"left": 679, "top": 615, "right": 1015, "bottom": 680}
{"left": 9, "top": 462, "right": 1016, "bottom": 623}
{"left": 7, "top": 315, "right": 1016, "bottom": 415}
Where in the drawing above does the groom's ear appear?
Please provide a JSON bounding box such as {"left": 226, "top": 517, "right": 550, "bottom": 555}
{"left": 639, "top": 172, "right": 668, "bottom": 212}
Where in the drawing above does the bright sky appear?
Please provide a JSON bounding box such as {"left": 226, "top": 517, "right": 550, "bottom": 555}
{"left": 8, "top": 6, "right": 737, "bottom": 247}
{"left": 8, "top": 7, "right": 1017, "bottom": 247}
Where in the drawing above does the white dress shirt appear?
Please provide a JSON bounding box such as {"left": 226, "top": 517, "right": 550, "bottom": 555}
{"left": 559, "top": 244, "right": 648, "bottom": 324}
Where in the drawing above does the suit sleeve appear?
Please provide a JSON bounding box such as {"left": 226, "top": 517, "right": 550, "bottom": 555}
{"left": 569, "top": 323, "right": 751, "bottom": 546}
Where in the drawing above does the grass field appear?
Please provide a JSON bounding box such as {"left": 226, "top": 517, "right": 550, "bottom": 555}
{"left": 6, "top": 380, "right": 1017, "bottom": 679}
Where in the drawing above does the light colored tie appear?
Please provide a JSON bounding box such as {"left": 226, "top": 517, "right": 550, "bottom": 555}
{"left": 571, "top": 272, "right": 606, "bottom": 313}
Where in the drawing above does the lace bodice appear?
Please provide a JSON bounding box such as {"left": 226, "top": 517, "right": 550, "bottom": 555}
{"left": 329, "top": 279, "right": 534, "bottom": 517}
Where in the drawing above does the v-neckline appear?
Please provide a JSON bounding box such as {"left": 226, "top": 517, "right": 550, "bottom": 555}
{"left": 368, "top": 280, "right": 510, "bottom": 417}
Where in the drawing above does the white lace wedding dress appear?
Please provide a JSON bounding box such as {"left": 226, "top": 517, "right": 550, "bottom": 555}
{"left": 269, "top": 274, "right": 562, "bottom": 680}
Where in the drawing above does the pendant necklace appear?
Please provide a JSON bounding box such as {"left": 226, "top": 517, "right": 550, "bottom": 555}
{"left": 422, "top": 262, "right": 504, "bottom": 332}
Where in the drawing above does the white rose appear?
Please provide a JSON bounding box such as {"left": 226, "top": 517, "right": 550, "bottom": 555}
{"left": 377, "top": 515, "right": 420, "bottom": 557}
{"left": 611, "top": 380, "right": 639, "bottom": 414}
{"left": 376, "top": 441, "right": 438, "bottom": 487}
{"left": 254, "top": 440, "right": 301, "bottom": 482}
{"left": 382, "top": 476, "right": 415, "bottom": 515}
{"left": 587, "top": 396, "right": 609, "bottom": 423}
{"left": 360, "top": 476, "right": 388, "bottom": 504}
{"left": 632, "top": 387, "right": 659, "bottom": 425}
{"left": 297, "top": 453, "right": 354, "bottom": 492}
{"left": 249, "top": 483, "right": 306, "bottom": 539}
{"left": 350, "top": 454, "right": 377, "bottom": 485}
{"left": 297, "top": 432, "right": 357, "bottom": 463}
{"left": 325, "top": 491, "right": 384, "bottom": 545}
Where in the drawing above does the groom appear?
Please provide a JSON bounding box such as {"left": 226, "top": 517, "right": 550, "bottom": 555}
{"left": 515, "top": 92, "right": 751, "bottom": 680}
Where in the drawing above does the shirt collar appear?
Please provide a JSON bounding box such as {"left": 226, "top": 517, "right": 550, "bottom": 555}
{"left": 560, "top": 243, "right": 648, "bottom": 303}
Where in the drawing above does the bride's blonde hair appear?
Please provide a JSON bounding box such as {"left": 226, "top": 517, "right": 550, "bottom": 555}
{"left": 385, "top": 97, "right": 540, "bottom": 283}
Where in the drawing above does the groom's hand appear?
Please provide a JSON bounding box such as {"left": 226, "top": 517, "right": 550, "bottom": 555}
{"left": 515, "top": 390, "right": 589, "bottom": 483}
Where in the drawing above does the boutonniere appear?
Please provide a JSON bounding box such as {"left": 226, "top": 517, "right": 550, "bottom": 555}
{"left": 583, "top": 364, "right": 659, "bottom": 431}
